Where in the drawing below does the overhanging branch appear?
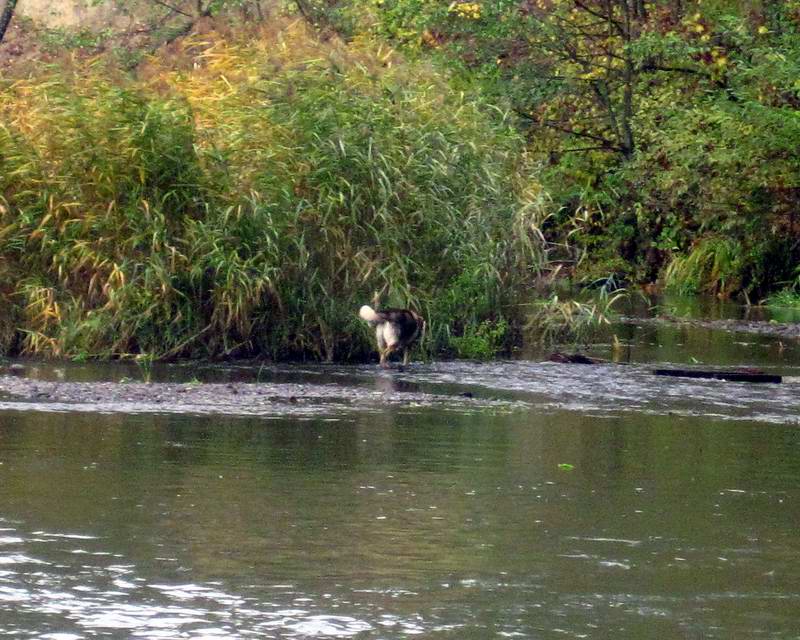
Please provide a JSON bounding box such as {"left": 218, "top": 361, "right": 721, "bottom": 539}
{"left": 0, "top": 0, "right": 19, "bottom": 45}
{"left": 148, "top": 0, "right": 193, "bottom": 18}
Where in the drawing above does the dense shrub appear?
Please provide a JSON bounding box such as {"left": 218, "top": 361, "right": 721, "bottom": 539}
{"left": 349, "top": 0, "right": 800, "bottom": 297}
{"left": 0, "top": 24, "right": 546, "bottom": 359}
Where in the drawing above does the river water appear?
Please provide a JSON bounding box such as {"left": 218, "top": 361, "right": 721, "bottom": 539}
{"left": 1, "top": 306, "right": 800, "bottom": 638}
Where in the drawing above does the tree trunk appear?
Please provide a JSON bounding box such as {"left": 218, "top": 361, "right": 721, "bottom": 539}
{"left": 0, "top": 0, "right": 18, "bottom": 45}
{"left": 619, "top": 0, "right": 636, "bottom": 157}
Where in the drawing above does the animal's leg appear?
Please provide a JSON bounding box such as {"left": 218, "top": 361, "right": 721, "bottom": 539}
{"left": 377, "top": 323, "right": 401, "bottom": 368}
{"left": 381, "top": 344, "right": 398, "bottom": 368}
{"left": 376, "top": 326, "right": 388, "bottom": 367}
{"left": 402, "top": 348, "right": 410, "bottom": 366}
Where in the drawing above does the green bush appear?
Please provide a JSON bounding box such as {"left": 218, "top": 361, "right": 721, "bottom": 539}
{"left": 448, "top": 319, "right": 509, "bottom": 359}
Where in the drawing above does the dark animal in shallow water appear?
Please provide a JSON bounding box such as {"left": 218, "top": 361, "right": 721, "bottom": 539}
{"left": 359, "top": 305, "right": 425, "bottom": 368}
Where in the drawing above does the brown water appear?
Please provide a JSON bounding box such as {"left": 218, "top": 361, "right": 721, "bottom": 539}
{"left": 2, "top": 302, "right": 800, "bottom": 638}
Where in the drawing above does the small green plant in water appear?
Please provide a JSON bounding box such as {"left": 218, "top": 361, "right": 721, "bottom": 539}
{"left": 763, "top": 288, "right": 800, "bottom": 309}
{"left": 449, "top": 319, "right": 509, "bottom": 359}
{"left": 761, "top": 285, "right": 800, "bottom": 323}
{"left": 135, "top": 354, "right": 155, "bottom": 383}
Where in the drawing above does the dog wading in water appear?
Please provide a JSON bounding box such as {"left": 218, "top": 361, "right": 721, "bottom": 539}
{"left": 359, "top": 305, "right": 425, "bottom": 368}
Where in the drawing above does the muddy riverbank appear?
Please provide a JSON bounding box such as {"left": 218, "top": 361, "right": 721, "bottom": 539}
{"left": 2, "top": 356, "right": 799, "bottom": 424}
{"left": 0, "top": 371, "right": 512, "bottom": 418}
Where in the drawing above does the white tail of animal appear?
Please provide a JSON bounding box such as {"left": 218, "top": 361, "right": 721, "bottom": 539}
{"left": 359, "top": 305, "right": 380, "bottom": 323}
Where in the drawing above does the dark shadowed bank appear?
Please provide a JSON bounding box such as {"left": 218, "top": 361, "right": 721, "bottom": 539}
{"left": 0, "top": 20, "right": 547, "bottom": 362}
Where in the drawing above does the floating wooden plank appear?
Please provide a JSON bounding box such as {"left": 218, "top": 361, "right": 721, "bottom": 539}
{"left": 653, "top": 369, "right": 783, "bottom": 384}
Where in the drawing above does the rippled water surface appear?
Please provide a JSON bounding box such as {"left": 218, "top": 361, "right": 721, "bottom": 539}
{"left": 2, "top": 312, "right": 800, "bottom": 638}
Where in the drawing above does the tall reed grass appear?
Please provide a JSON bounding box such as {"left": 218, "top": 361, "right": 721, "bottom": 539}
{"left": 526, "top": 286, "right": 627, "bottom": 346}
{"left": 0, "top": 23, "right": 547, "bottom": 360}
{"left": 664, "top": 237, "right": 743, "bottom": 297}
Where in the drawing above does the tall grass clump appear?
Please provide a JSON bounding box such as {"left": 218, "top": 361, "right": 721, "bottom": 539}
{"left": 0, "top": 24, "right": 546, "bottom": 360}
{"left": 664, "top": 237, "right": 744, "bottom": 298}
{"left": 525, "top": 286, "right": 627, "bottom": 346}
{"left": 0, "top": 70, "right": 207, "bottom": 357}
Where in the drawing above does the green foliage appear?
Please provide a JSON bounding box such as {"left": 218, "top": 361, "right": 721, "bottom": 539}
{"left": 0, "top": 26, "right": 545, "bottom": 360}
{"left": 448, "top": 319, "right": 509, "bottom": 359}
{"left": 664, "top": 237, "right": 743, "bottom": 296}
{"left": 135, "top": 353, "right": 155, "bottom": 382}
{"left": 763, "top": 286, "right": 800, "bottom": 309}
{"left": 5, "top": 0, "right": 800, "bottom": 361}
{"left": 351, "top": 0, "right": 800, "bottom": 297}
{"left": 628, "top": 8, "right": 800, "bottom": 295}
{"left": 526, "top": 287, "right": 627, "bottom": 346}
{"left": 38, "top": 26, "right": 113, "bottom": 53}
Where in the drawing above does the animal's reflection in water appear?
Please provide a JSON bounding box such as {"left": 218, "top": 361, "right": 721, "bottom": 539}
{"left": 371, "top": 368, "right": 477, "bottom": 400}
{"left": 372, "top": 373, "right": 424, "bottom": 395}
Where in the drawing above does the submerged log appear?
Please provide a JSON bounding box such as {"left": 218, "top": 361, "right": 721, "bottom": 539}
{"left": 547, "top": 352, "right": 606, "bottom": 364}
{"left": 652, "top": 369, "right": 782, "bottom": 384}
